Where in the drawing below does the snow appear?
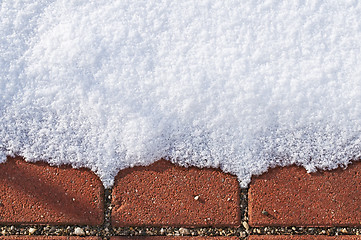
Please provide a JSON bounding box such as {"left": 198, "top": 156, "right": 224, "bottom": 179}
{"left": 1, "top": 0, "right": 361, "bottom": 188}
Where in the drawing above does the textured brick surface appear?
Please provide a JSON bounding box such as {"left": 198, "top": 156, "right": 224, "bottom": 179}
{"left": 249, "top": 161, "right": 361, "bottom": 227}
{"left": 249, "top": 236, "right": 361, "bottom": 239}
{"left": 0, "top": 157, "right": 104, "bottom": 225}
{"left": 111, "top": 159, "right": 241, "bottom": 227}
{"left": 111, "top": 237, "right": 239, "bottom": 240}
{"left": 2, "top": 237, "right": 100, "bottom": 240}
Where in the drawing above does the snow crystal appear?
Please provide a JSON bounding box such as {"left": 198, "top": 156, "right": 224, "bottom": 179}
{"left": 1, "top": 0, "right": 361, "bottom": 188}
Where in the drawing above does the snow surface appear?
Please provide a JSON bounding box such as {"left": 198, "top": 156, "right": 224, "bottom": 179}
{"left": 1, "top": 0, "right": 361, "bottom": 188}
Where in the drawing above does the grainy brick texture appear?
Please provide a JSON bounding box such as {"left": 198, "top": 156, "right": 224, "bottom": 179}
{"left": 1, "top": 237, "right": 100, "bottom": 240}
{"left": 111, "top": 237, "right": 239, "bottom": 240}
{"left": 111, "top": 159, "right": 241, "bottom": 227}
{"left": 248, "top": 236, "right": 361, "bottom": 240}
{"left": 0, "top": 157, "right": 104, "bottom": 225}
{"left": 249, "top": 161, "right": 361, "bottom": 227}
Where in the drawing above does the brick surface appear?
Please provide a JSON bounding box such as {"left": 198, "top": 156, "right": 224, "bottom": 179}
{"left": 2, "top": 237, "right": 100, "bottom": 240}
{"left": 0, "top": 157, "right": 104, "bottom": 225}
{"left": 111, "top": 237, "right": 239, "bottom": 240}
{"left": 249, "top": 161, "right": 361, "bottom": 227}
{"left": 248, "top": 236, "right": 361, "bottom": 239}
{"left": 111, "top": 159, "right": 241, "bottom": 227}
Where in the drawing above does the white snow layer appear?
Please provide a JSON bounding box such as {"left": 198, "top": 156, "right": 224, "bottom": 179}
{"left": 1, "top": 0, "right": 361, "bottom": 188}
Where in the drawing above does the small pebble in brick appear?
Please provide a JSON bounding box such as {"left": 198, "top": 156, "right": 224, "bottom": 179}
{"left": 74, "top": 227, "right": 85, "bottom": 236}
{"left": 242, "top": 221, "right": 250, "bottom": 232}
{"left": 179, "top": 228, "right": 191, "bottom": 235}
{"left": 261, "top": 210, "right": 269, "bottom": 216}
{"left": 239, "top": 231, "right": 247, "bottom": 238}
{"left": 28, "top": 227, "right": 37, "bottom": 235}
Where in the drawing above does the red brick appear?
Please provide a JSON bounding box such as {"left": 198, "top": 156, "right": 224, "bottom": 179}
{"left": 111, "top": 237, "right": 239, "bottom": 240}
{"left": 2, "top": 237, "right": 100, "bottom": 240}
{"left": 111, "top": 160, "right": 241, "bottom": 227}
{"left": 248, "top": 236, "right": 361, "bottom": 240}
{"left": 0, "top": 157, "right": 104, "bottom": 225}
{"left": 249, "top": 162, "right": 361, "bottom": 227}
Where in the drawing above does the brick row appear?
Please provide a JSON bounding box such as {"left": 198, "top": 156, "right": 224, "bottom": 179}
{"left": 2, "top": 155, "right": 361, "bottom": 228}
{"left": 3, "top": 236, "right": 361, "bottom": 240}
{"left": 0, "top": 157, "right": 240, "bottom": 227}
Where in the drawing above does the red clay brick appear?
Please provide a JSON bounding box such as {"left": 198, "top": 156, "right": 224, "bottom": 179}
{"left": 0, "top": 157, "right": 104, "bottom": 225}
{"left": 2, "top": 237, "right": 100, "bottom": 240}
{"left": 249, "top": 161, "right": 361, "bottom": 227}
{"left": 111, "top": 160, "right": 241, "bottom": 227}
{"left": 248, "top": 236, "right": 361, "bottom": 239}
{"left": 111, "top": 237, "right": 239, "bottom": 240}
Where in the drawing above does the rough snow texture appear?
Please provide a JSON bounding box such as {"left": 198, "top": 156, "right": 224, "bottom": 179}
{"left": 1, "top": 0, "right": 361, "bottom": 188}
